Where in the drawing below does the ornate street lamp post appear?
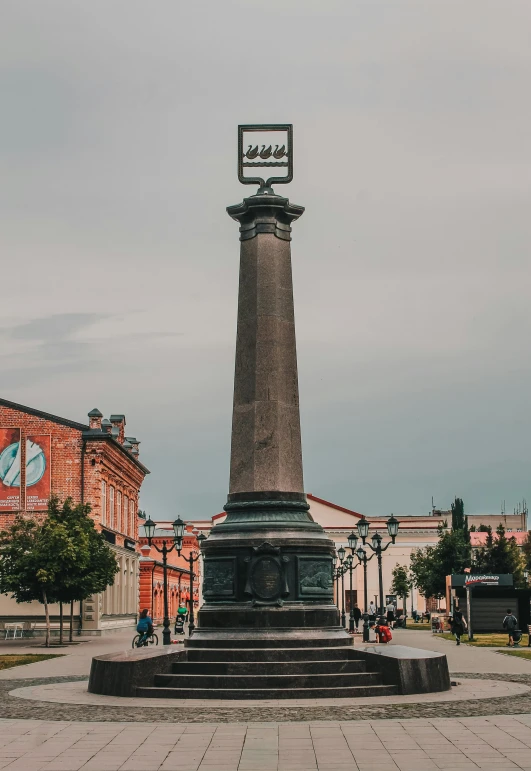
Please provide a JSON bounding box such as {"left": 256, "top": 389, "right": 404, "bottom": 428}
{"left": 186, "top": 533, "right": 206, "bottom": 636}
{"left": 345, "top": 553, "right": 354, "bottom": 632}
{"left": 144, "top": 515, "right": 186, "bottom": 646}
{"left": 346, "top": 531, "right": 358, "bottom": 633}
{"left": 337, "top": 546, "right": 346, "bottom": 627}
{"left": 355, "top": 545, "right": 375, "bottom": 614}
{"left": 354, "top": 545, "right": 375, "bottom": 642}
{"left": 333, "top": 542, "right": 360, "bottom": 632}
{"left": 357, "top": 514, "right": 400, "bottom": 615}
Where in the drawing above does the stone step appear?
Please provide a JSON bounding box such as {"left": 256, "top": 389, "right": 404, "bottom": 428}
{"left": 154, "top": 671, "right": 381, "bottom": 689}
{"left": 172, "top": 660, "right": 367, "bottom": 675}
{"left": 186, "top": 646, "right": 355, "bottom": 662}
{"left": 136, "top": 684, "right": 397, "bottom": 700}
{"left": 185, "top": 636, "right": 353, "bottom": 649}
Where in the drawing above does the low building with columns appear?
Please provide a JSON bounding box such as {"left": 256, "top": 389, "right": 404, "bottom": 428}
{"left": 0, "top": 398, "right": 149, "bottom": 635}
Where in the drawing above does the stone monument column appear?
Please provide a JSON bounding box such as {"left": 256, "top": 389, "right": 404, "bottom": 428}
{"left": 228, "top": 194, "right": 305, "bottom": 502}
{"left": 194, "top": 127, "right": 348, "bottom": 645}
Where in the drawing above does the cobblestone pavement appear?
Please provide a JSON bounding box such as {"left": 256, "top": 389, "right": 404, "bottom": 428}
{"left": 3, "top": 713, "right": 531, "bottom": 770}
{"left": 3, "top": 673, "right": 531, "bottom": 723}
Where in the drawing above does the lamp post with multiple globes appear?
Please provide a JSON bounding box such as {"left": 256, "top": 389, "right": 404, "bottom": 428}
{"left": 144, "top": 515, "right": 186, "bottom": 646}
{"left": 356, "top": 514, "right": 400, "bottom": 615}
{"left": 144, "top": 516, "right": 206, "bottom": 642}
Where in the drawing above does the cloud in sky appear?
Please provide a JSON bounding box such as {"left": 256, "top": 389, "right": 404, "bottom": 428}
{"left": 1, "top": 0, "right": 530, "bottom": 518}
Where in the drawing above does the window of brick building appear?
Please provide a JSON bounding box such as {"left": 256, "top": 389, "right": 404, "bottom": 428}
{"left": 117, "top": 491, "right": 122, "bottom": 533}
{"left": 109, "top": 486, "right": 115, "bottom": 529}
{"left": 101, "top": 480, "right": 107, "bottom": 526}
{"left": 124, "top": 495, "right": 129, "bottom": 534}
{"left": 130, "top": 498, "right": 135, "bottom": 537}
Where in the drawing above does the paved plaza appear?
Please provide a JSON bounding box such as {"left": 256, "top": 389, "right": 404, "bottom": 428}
{"left": 3, "top": 715, "right": 531, "bottom": 770}
{"left": 2, "top": 629, "right": 531, "bottom": 769}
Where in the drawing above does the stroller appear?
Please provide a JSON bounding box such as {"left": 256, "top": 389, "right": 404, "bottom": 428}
{"left": 174, "top": 615, "right": 186, "bottom": 635}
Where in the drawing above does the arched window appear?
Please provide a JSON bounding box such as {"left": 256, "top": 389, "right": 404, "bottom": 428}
{"left": 130, "top": 498, "right": 135, "bottom": 538}
{"left": 109, "top": 486, "right": 115, "bottom": 529}
{"left": 101, "top": 480, "right": 107, "bottom": 526}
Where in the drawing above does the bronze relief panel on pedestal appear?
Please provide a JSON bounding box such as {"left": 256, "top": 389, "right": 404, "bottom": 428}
{"left": 244, "top": 543, "right": 290, "bottom": 606}
{"left": 202, "top": 557, "right": 237, "bottom": 599}
{"left": 297, "top": 556, "right": 334, "bottom": 598}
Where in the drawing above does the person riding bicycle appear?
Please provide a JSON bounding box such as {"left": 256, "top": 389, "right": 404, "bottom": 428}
{"left": 136, "top": 608, "right": 153, "bottom": 646}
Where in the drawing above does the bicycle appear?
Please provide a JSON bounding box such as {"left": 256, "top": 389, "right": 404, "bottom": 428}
{"left": 132, "top": 631, "right": 159, "bottom": 648}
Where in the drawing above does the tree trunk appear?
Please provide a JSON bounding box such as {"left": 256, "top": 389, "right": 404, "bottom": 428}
{"left": 69, "top": 601, "right": 74, "bottom": 643}
{"left": 59, "top": 601, "right": 63, "bottom": 644}
{"left": 42, "top": 588, "right": 50, "bottom": 648}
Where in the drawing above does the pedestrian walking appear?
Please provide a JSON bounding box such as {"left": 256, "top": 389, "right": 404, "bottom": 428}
{"left": 353, "top": 603, "right": 362, "bottom": 630}
{"left": 503, "top": 609, "right": 518, "bottom": 647}
{"left": 386, "top": 601, "right": 396, "bottom": 629}
{"left": 177, "top": 601, "right": 188, "bottom": 622}
{"left": 450, "top": 607, "right": 465, "bottom": 645}
{"left": 369, "top": 601, "right": 377, "bottom": 621}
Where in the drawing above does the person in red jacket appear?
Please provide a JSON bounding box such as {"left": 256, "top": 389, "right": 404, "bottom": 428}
{"left": 375, "top": 617, "right": 393, "bottom": 644}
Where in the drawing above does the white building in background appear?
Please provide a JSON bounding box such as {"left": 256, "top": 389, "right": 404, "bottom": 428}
{"left": 188, "top": 493, "right": 447, "bottom": 615}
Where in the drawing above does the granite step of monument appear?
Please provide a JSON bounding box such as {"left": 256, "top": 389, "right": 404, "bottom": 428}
{"left": 153, "top": 671, "right": 381, "bottom": 689}
{"left": 185, "top": 636, "right": 353, "bottom": 649}
{"left": 136, "top": 684, "right": 397, "bottom": 700}
{"left": 172, "top": 660, "right": 367, "bottom": 675}
{"left": 186, "top": 646, "right": 355, "bottom": 662}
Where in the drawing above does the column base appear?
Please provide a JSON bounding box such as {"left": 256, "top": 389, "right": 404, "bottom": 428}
{"left": 197, "top": 496, "right": 349, "bottom": 643}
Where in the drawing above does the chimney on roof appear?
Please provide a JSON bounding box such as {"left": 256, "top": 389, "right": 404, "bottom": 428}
{"left": 88, "top": 408, "right": 103, "bottom": 430}
{"left": 109, "top": 414, "right": 126, "bottom": 444}
{"left": 127, "top": 438, "right": 140, "bottom": 457}
{"left": 101, "top": 418, "right": 112, "bottom": 434}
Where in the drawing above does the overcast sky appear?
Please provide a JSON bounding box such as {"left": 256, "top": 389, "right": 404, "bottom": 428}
{"left": 1, "top": 1, "right": 530, "bottom": 519}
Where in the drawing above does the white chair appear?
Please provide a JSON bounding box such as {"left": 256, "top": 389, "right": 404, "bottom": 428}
{"left": 4, "top": 623, "right": 22, "bottom": 639}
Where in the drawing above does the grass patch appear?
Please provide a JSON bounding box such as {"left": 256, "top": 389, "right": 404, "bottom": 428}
{"left": 404, "top": 619, "right": 432, "bottom": 630}
{"left": 439, "top": 632, "right": 517, "bottom": 647}
{"left": 0, "top": 654, "right": 62, "bottom": 671}
{"left": 498, "top": 649, "right": 531, "bottom": 660}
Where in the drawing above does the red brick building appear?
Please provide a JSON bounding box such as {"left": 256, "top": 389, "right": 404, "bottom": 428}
{"left": 138, "top": 524, "right": 201, "bottom": 625}
{"left": 0, "top": 398, "right": 149, "bottom": 634}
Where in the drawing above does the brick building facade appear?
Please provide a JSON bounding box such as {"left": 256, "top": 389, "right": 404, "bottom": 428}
{"left": 0, "top": 398, "right": 149, "bottom": 635}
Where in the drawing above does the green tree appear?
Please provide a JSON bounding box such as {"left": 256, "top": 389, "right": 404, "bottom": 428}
{"left": 451, "top": 496, "right": 470, "bottom": 543}
{"left": 47, "top": 497, "right": 119, "bottom": 642}
{"left": 410, "top": 525, "right": 471, "bottom": 599}
{"left": 521, "top": 531, "right": 531, "bottom": 570}
{"left": 451, "top": 497, "right": 465, "bottom": 531}
{"left": 0, "top": 498, "right": 119, "bottom": 647}
{"left": 473, "top": 524, "right": 525, "bottom": 584}
{"left": 0, "top": 516, "right": 76, "bottom": 647}
{"left": 390, "top": 564, "right": 411, "bottom": 615}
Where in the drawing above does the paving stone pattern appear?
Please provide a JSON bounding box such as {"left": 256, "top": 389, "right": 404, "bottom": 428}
{"left": 3, "top": 673, "right": 531, "bottom": 724}
{"left": 3, "top": 713, "right": 531, "bottom": 770}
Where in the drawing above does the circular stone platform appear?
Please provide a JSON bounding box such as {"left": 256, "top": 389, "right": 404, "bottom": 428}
{"left": 9, "top": 677, "right": 529, "bottom": 708}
